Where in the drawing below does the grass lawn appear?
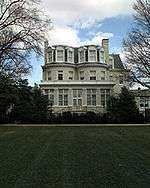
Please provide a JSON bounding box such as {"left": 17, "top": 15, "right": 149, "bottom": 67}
{"left": 0, "top": 126, "right": 150, "bottom": 188}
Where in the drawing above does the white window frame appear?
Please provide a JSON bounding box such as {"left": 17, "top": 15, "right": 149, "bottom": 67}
{"left": 101, "top": 71, "right": 106, "bottom": 81}
{"left": 88, "top": 46, "right": 97, "bottom": 62}
{"left": 73, "top": 89, "right": 83, "bottom": 106}
{"left": 48, "top": 48, "right": 53, "bottom": 63}
{"left": 67, "top": 48, "right": 74, "bottom": 63}
{"left": 56, "top": 47, "right": 65, "bottom": 62}
{"left": 87, "top": 89, "right": 97, "bottom": 106}
{"left": 78, "top": 48, "right": 85, "bottom": 63}
{"left": 90, "top": 70, "right": 96, "bottom": 80}
{"left": 49, "top": 89, "right": 54, "bottom": 106}
{"left": 58, "top": 71, "right": 63, "bottom": 80}
{"left": 100, "top": 89, "right": 110, "bottom": 107}
{"left": 47, "top": 71, "right": 51, "bottom": 80}
{"left": 58, "top": 89, "right": 68, "bottom": 106}
{"left": 80, "top": 71, "right": 84, "bottom": 80}
{"left": 99, "top": 49, "right": 104, "bottom": 63}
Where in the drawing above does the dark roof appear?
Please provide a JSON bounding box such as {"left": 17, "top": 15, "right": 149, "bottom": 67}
{"left": 112, "top": 54, "right": 125, "bottom": 69}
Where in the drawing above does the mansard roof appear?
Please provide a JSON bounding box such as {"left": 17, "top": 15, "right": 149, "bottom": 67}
{"left": 111, "top": 54, "right": 125, "bottom": 69}
{"left": 48, "top": 44, "right": 103, "bottom": 50}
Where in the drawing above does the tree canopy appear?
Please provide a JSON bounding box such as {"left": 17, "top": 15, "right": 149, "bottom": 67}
{"left": 124, "top": 0, "right": 150, "bottom": 89}
{"left": 107, "top": 87, "right": 140, "bottom": 123}
{"left": 0, "top": 0, "right": 51, "bottom": 78}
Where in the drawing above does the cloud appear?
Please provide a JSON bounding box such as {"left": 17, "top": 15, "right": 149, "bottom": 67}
{"left": 41, "top": 0, "right": 135, "bottom": 26}
{"left": 47, "top": 26, "right": 114, "bottom": 47}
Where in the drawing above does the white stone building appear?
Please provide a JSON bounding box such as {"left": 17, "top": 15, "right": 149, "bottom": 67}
{"left": 40, "top": 39, "right": 129, "bottom": 114}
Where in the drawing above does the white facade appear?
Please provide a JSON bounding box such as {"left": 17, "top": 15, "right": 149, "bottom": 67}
{"left": 40, "top": 39, "right": 129, "bottom": 114}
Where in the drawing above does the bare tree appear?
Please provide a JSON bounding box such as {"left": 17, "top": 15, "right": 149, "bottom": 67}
{"left": 0, "top": 0, "right": 51, "bottom": 78}
{"left": 124, "top": 0, "right": 150, "bottom": 89}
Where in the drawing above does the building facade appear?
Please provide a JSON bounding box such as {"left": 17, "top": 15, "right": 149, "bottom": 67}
{"left": 132, "top": 89, "right": 150, "bottom": 120}
{"left": 40, "top": 39, "right": 129, "bottom": 114}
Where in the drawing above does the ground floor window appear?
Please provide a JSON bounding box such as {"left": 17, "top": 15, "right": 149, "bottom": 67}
{"left": 101, "top": 89, "right": 110, "bottom": 107}
{"left": 87, "top": 89, "right": 96, "bottom": 106}
{"left": 58, "top": 89, "right": 68, "bottom": 106}
{"left": 49, "top": 89, "right": 54, "bottom": 106}
{"left": 73, "top": 89, "right": 83, "bottom": 106}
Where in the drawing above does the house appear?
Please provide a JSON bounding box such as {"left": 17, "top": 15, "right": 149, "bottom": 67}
{"left": 40, "top": 39, "right": 129, "bottom": 114}
{"left": 132, "top": 89, "right": 150, "bottom": 121}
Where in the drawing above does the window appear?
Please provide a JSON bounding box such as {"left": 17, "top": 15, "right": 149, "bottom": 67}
{"left": 58, "top": 71, "right": 63, "bottom": 80}
{"left": 48, "top": 71, "right": 51, "bottom": 80}
{"left": 57, "top": 50, "right": 64, "bottom": 62}
{"left": 89, "top": 50, "right": 96, "bottom": 62}
{"left": 79, "top": 51, "right": 84, "bottom": 62}
{"left": 101, "top": 89, "right": 110, "bottom": 107}
{"left": 49, "top": 89, "right": 54, "bottom": 106}
{"left": 101, "top": 71, "right": 106, "bottom": 80}
{"left": 68, "top": 51, "right": 73, "bottom": 62}
{"left": 87, "top": 89, "right": 96, "bottom": 106}
{"left": 80, "top": 71, "right": 84, "bottom": 80}
{"left": 73, "top": 89, "right": 83, "bottom": 106}
{"left": 69, "top": 71, "right": 73, "bottom": 80}
{"left": 59, "top": 89, "right": 68, "bottom": 106}
{"left": 90, "top": 70, "right": 96, "bottom": 80}
{"left": 100, "top": 51, "right": 104, "bottom": 63}
{"left": 101, "top": 89, "right": 105, "bottom": 107}
{"left": 48, "top": 50, "right": 53, "bottom": 62}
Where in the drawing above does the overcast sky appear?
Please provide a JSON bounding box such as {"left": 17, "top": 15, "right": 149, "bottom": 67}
{"left": 28, "top": 0, "right": 135, "bottom": 85}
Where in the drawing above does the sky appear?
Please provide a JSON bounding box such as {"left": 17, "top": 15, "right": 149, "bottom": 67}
{"left": 27, "top": 0, "right": 135, "bottom": 86}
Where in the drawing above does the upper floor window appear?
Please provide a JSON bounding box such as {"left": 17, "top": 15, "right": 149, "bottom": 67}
{"left": 101, "top": 71, "right": 106, "bottom": 80}
{"left": 48, "top": 50, "right": 53, "bottom": 62}
{"left": 47, "top": 71, "right": 51, "bottom": 80}
{"left": 68, "top": 50, "right": 73, "bottom": 62}
{"left": 58, "top": 71, "right": 63, "bottom": 80}
{"left": 79, "top": 51, "right": 84, "bottom": 62}
{"left": 57, "top": 50, "right": 64, "bottom": 62}
{"left": 89, "top": 50, "right": 96, "bottom": 62}
{"left": 90, "top": 70, "right": 96, "bottom": 80}
{"left": 80, "top": 71, "right": 84, "bottom": 80}
{"left": 69, "top": 71, "right": 73, "bottom": 80}
{"left": 100, "top": 50, "right": 104, "bottom": 63}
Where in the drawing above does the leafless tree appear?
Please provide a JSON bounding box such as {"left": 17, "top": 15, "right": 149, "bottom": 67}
{"left": 0, "top": 0, "right": 51, "bottom": 78}
{"left": 124, "top": 0, "right": 150, "bottom": 89}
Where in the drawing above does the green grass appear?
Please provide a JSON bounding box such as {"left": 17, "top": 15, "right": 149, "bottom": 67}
{"left": 0, "top": 126, "right": 150, "bottom": 188}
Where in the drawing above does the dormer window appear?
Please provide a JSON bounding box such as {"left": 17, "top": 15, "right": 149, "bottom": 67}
{"left": 100, "top": 50, "right": 104, "bottom": 63}
{"left": 68, "top": 50, "right": 73, "bottom": 63}
{"left": 57, "top": 50, "right": 63, "bottom": 62}
{"left": 48, "top": 50, "right": 53, "bottom": 63}
{"left": 89, "top": 50, "right": 96, "bottom": 62}
{"left": 79, "top": 50, "right": 84, "bottom": 63}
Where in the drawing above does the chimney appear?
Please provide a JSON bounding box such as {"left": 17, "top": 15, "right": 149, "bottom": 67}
{"left": 102, "top": 39, "right": 109, "bottom": 64}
